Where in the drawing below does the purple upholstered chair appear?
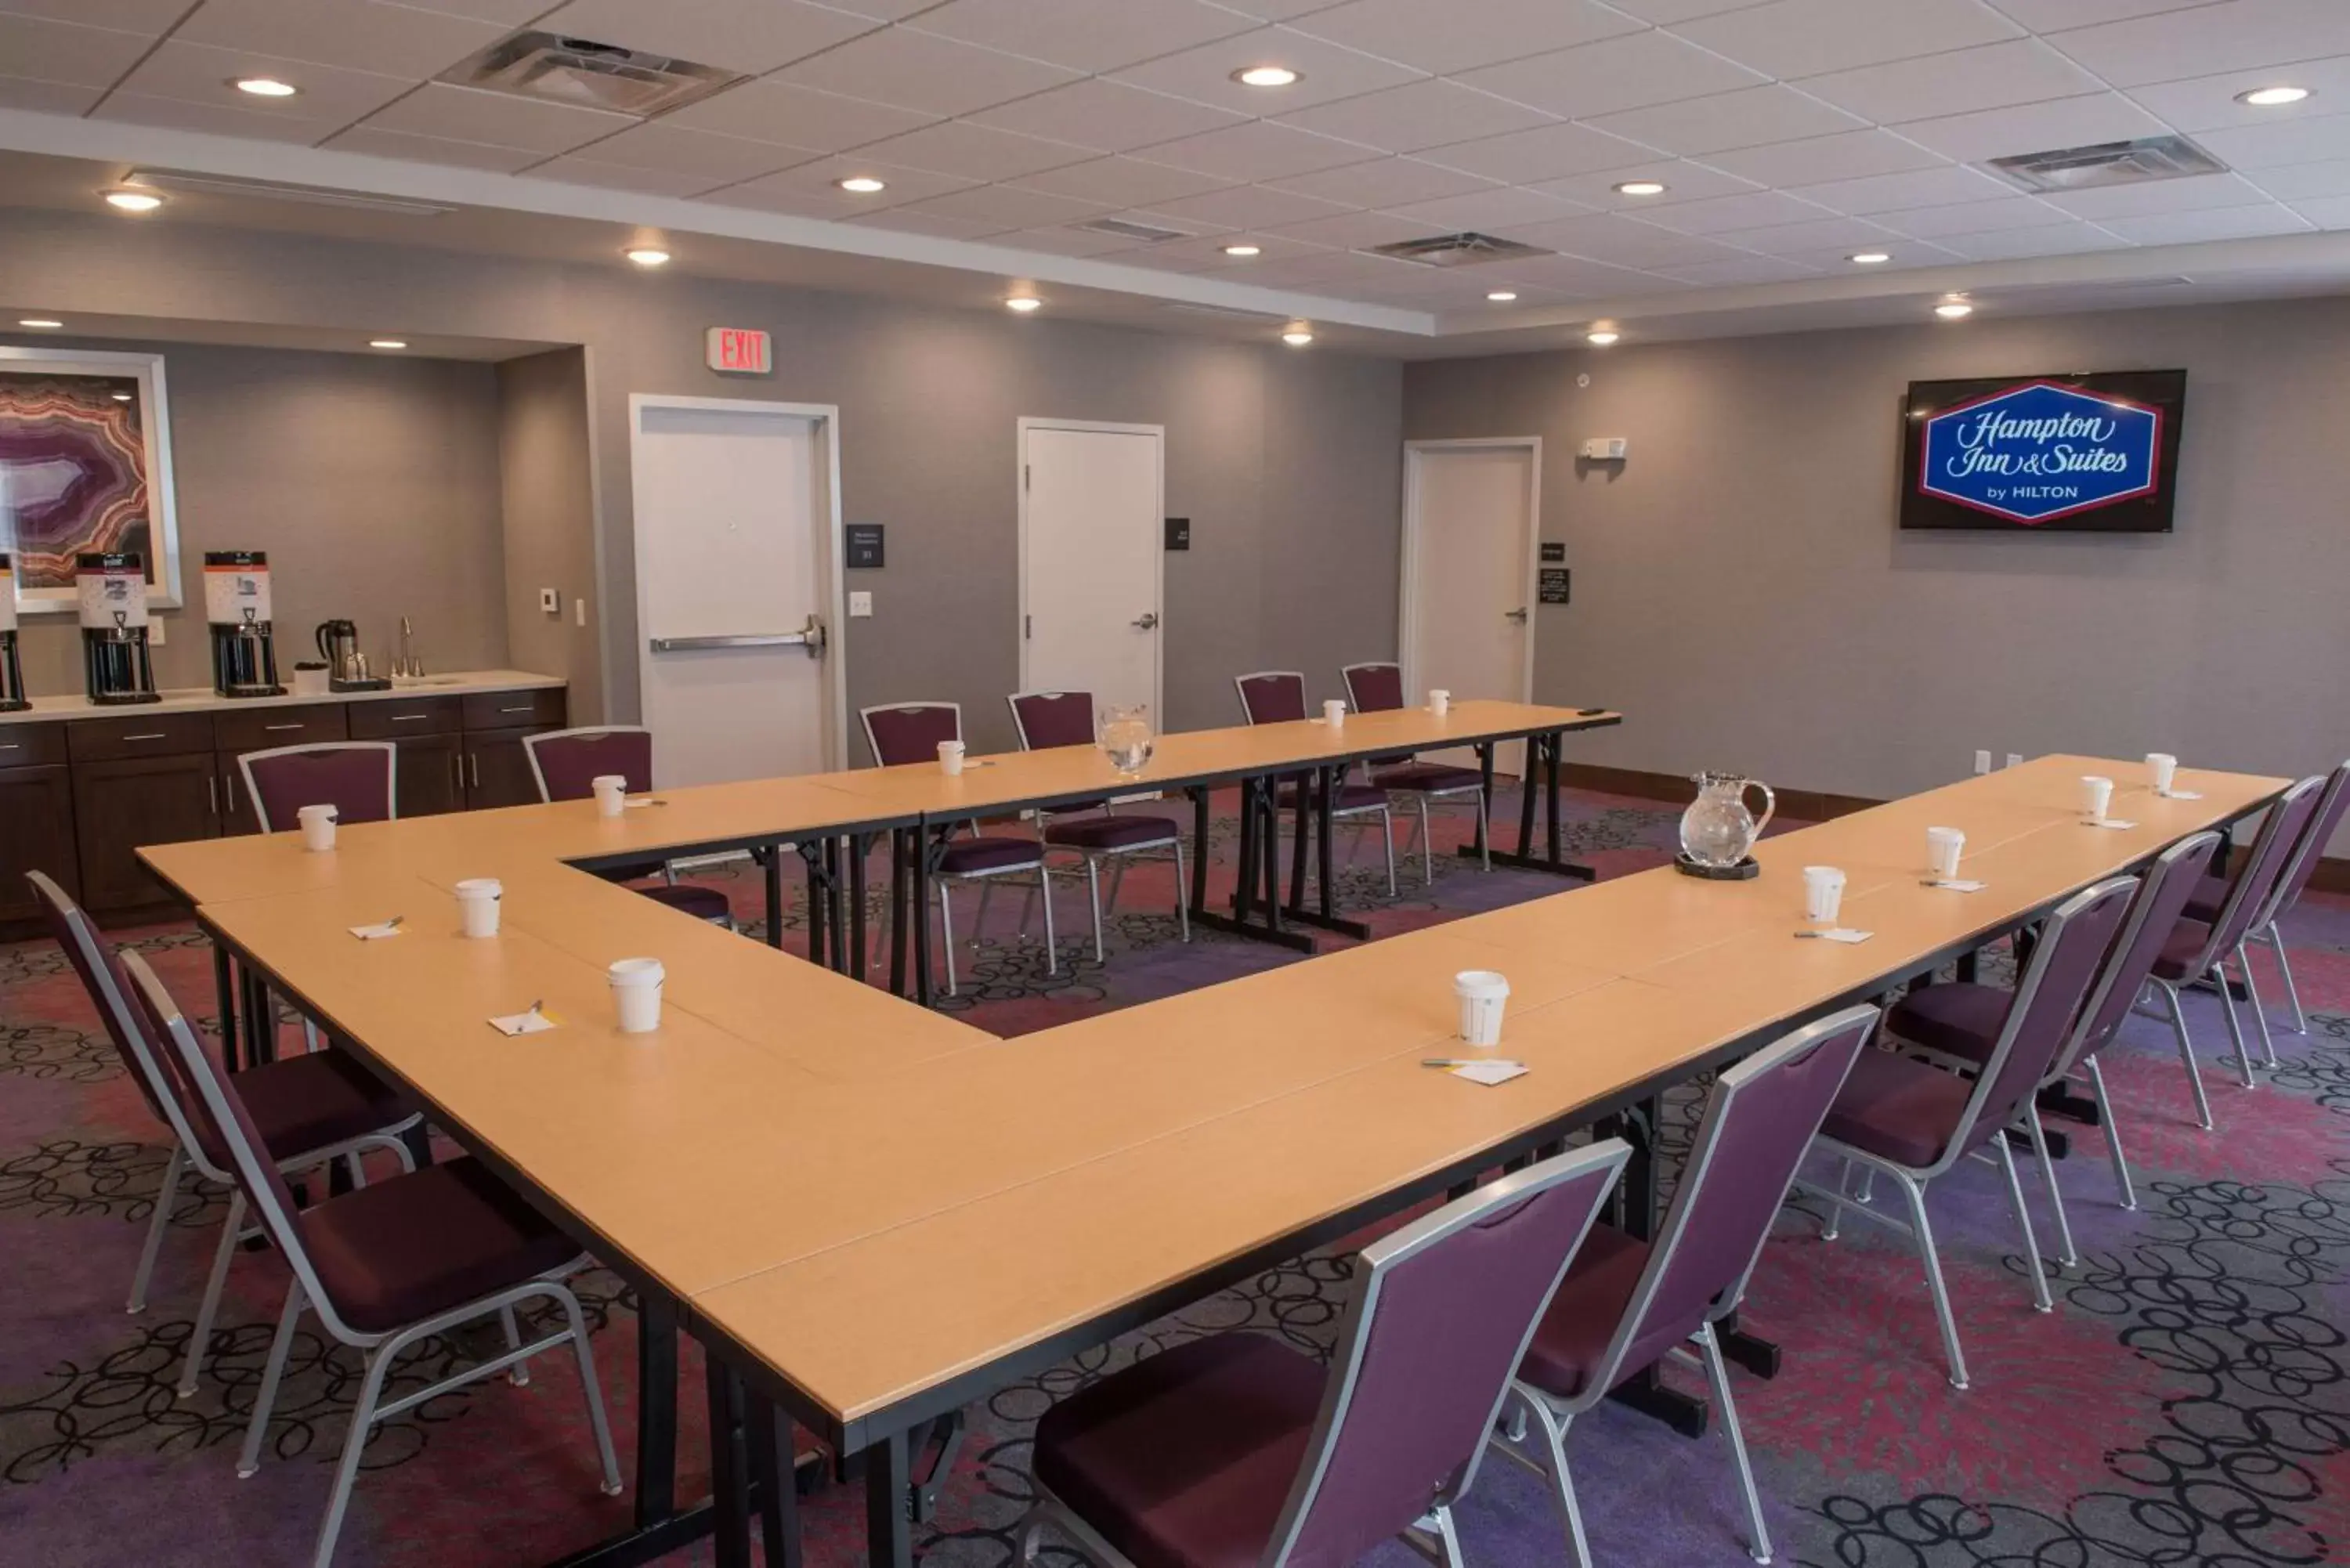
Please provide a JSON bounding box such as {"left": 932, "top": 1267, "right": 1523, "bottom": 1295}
{"left": 1234, "top": 670, "right": 1397, "bottom": 897}
{"left": 862, "top": 702, "right": 1057, "bottom": 995}
{"left": 1500, "top": 1006, "right": 1875, "bottom": 1566}
{"left": 2185, "top": 759, "right": 2348, "bottom": 1042}
{"left": 2140, "top": 774, "right": 2325, "bottom": 1118}
{"left": 239, "top": 741, "right": 396, "bottom": 831}
{"left": 1797, "top": 874, "right": 2138, "bottom": 1389}
{"left": 120, "top": 949, "right": 620, "bottom": 1568}
{"left": 29, "top": 871, "right": 420, "bottom": 1403}
{"left": 1018, "top": 1139, "right": 1631, "bottom": 1568}
{"left": 1343, "top": 661, "right": 1490, "bottom": 887}
{"left": 522, "top": 726, "right": 736, "bottom": 929}
{"left": 1007, "top": 691, "right": 1189, "bottom": 961}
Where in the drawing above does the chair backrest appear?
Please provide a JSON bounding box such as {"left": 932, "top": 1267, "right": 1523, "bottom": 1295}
{"left": 2055, "top": 830, "right": 2222, "bottom": 1077}
{"left": 2193, "top": 774, "right": 2326, "bottom": 961}
{"left": 1007, "top": 690, "right": 1095, "bottom": 751}
{"left": 525, "top": 725, "right": 653, "bottom": 801}
{"left": 238, "top": 742, "right": 396, "bottom": 833}
{"left": 1235, "top": 671, "right": 1307, "bottom": 725}
{"left": 1262, "top": 1139, "right": 1631, "bottom": 1568}
{"left": 1341, "top": 663, "right": 1405, "bottom": 714}
{"left": 2255, "top": 759, "right": 2349, "bottom": 927}
{"left": 1945, "top": 873, "right": 2138, "bottom": 1165}
{"left": 27, "top": 869, "right": 193, "bottom": 1147}
{"left": 1580, "top": 1006, "right": 1876, "bottom": 1398}
{"left": 860, "top": 703, "right": 960, "bottom": 767}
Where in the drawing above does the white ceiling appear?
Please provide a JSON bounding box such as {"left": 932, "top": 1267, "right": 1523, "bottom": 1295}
{"left": 5, "top": 0, "right": 2350, "bottom": 345}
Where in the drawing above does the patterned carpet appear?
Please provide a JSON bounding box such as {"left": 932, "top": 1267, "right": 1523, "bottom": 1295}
{"left": 2, "top": 783, "right": 2345, "bottom": 1568}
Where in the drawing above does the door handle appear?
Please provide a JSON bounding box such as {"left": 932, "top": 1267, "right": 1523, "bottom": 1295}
{"left": 800, "top": 612, "right": 826, "bottom": 660}
{"left": 468, "top": 753, "right": 480, "bottom": 789}
{"left": 1505, "top": 606, "right": 1529, "bottom": 623}
{"left": 207, "top": 775, "right": 218, "bottom": 816}
{"left": 224, "top": 771, "right": 237, "bottom": 812}
{"left": 1132, "top": 612, "right": 1160, "bottom": 630}
{"left": 450, "top": 750, "right": 462, "bottom": 790}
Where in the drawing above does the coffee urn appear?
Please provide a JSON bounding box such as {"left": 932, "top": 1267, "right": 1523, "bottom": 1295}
{"left": 0, "top": 554, "right": 27, "bottom": 712}
{"left": 77, "top": 552, "right": 161, "bottom": 705}
{"left": 204, "top": 550, "right": 284, "bottom": 698}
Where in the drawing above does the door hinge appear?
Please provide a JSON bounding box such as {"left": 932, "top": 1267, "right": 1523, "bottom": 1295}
{"left": 1023, "top": 464, "right": 1030, "bottom": 491}
{"left": 1024, "top": 614, "right": 1032, "bottom": 639}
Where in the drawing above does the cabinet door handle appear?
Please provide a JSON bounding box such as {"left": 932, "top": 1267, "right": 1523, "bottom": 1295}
{"left": 451, "top": 750, "right": 462, "bottom": 789}
{"left": 262, "top": 722, "right": 304, "bottom": 732}
{"left": 468, "top": 753, "right": 480, "bottom": 789}
{"left": 224, "top": 771, "right": 237, "bottom": 811}
{"left": 207, "top": 775, "right": 219, "bottom": 815}
{"left": 121, "top": 732, "right": 168, "bottom": 742}
{"left": 392, "top": 714, "right": 431, "bottom": 723}
{"left": 498, "top": 705, "right": 531, "bottom": 714}
{"left": 0, "top": 742, "right": 18, "bottom": 753}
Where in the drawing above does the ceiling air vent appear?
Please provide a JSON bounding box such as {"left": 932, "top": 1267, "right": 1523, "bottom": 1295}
{"left": 1368, "top": 232, "right": 1552, "bottom": 268}
{"left": 442, "top": 32, "right": 743, "bottom": 117}
{"left": 1073, "top": 216, "right": 1194, "bottom": 243}
{"left": 1988, "top": 135, "right": 2225, "bottom": 194}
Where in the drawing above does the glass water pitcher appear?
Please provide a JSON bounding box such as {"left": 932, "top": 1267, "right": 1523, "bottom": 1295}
{"left": 1679, "top": 772, "right": 1776, "bottom": 868}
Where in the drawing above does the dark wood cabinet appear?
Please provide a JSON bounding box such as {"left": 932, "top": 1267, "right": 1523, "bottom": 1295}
{"left": 0, "top": 764, "right": 79, "bottom": 923}
{"left": 74, "top": 751, "right": 221, "bottom": 913}
{"left": 464, "top": 725, "right": 551, "bottom": 810}
{"left": 216, "top": 754, "right": 262, "bottom": 838}
{"left": 394, "top": 731, "right": 467, "bottom": 818}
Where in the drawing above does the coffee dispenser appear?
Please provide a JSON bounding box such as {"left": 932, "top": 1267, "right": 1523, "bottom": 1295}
{"left": 204, "top": 550, "right": 284, "bottom": 698}
{"left": 0, "top": 554, "right": 27, "bottom": 712}
{"left": 77, "top": 552, "right": 161, "bottom": 706}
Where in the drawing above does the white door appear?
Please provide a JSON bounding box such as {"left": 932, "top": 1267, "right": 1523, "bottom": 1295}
{"left": 1020, "top": 420, "right": 1163, "bottom": 727}
{"left": 1401, "top": 440, "right": 1540, "bottom": 771}
{"left": 630, "top": 397, "right": 844, "bottom": 787}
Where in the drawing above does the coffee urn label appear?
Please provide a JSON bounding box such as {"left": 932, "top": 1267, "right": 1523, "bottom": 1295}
{"left": 76, "top": 554, "right": 150, "bottom": 630}
{"left": 0, "top": 554, "right": 16, "bottom": 635}
{"left": 203, "top": 551, "right": 272, "bottom": 624}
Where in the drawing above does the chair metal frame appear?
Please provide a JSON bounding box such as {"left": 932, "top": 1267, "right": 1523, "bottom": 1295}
{"left": 860, "top": 702, "right": 1057, "bottom": 995}
{"left": 121, "top": 949, "right": 621, "bottom": 1568}
{"left": 2231, "top": 761, "right": 2347, "bottom": 1040}
{"left": 1006, "top": 690, "right": 1189, "bottom": 962}
{"left": 1017, "top": 1138, "right": 1632, "bottom": 1568}
{"left": 236, "top": 741, "right": 399, "bottom": 833}
{"left": 1495, "top": 1005, "right": 1879, "bottom": 1568}
{"left": 1340, "top": 662, "right": 1490, "bottom": 887}
{"left": 1233, "top": 670, "right": 1397, "bottom": 898}
{"left": 522, "top": 725, "right": 738, "bottom": 930}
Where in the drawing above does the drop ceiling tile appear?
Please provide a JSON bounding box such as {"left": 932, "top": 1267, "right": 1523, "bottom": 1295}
{"left": 1653, "top": 254, "right": 1825, "bottom": 285}
{"left": 1379, "top": 186, "right": 1589, "bottom": 233}
{"left": 1007, "top": 156, "right": 1234, "bottom": 206}
{"left": 379, "top": 0, "right": 555, "bottom": 20}
{"left": 1705, "top": 129, "right": 1947, "bottom": 188}
{"left": 322, "top": 123, "right": 548, "bottom": 171}
{"left": 2048, "top": 0, "right": 2350, "bottom": 89}
{"left": 1893, "top": 91, "right": 2171, "bottom": 162}
{"left": 1636, "top": 189, "right": 1835, "bottom": 233}
{"left": 0, "top": 73, "right": 102, "bottom": 112}
{"left": 1101, "top": 244, "right": 1229, "bottom": 273}
{"left": 1157, "top": 232, "right": 1332, "bottom": 269}
{"left": 851, "top": 121, "right": 1096, "bottom": 182}
{"left": 1770, "top": 239, "right": 1965, "bottom": 269}
{"left": 1284, "top": 0, "right": 1642, "bottom": 75}
{"left": 906, "top": 0, "right": 1257, "bottom": 74}
{"left": 699, "top": 183, "right": 864, "bottom": 219}
{"left": 1790, "top": 164, "right": 2015, "bottom": 214}
{"left": 898, "top": 184, "right": 1113, "bottom": 229}
{"left": 1679, "top": 0, "right": 2019, "bottom": 78}
{"left": 2248, "top": 156, "right": 2350, "bottom": 200}
{"left": 1208, "top": 0, "right": 1358, "bottom": 17}
{"left": 1490, "top": 253, "right": 1661, "bottom": 293}
{"left": 175, "top": 0, "right": 508, "bottom": 78}
{"left": 1601, "top": 0, "right": 1784, "bottom": 17}
{"left": 1880, "top": 196, "right": 2074, "bottom": 236}
{"left": 1136, "top": 121, "right": 1383, "bottom": 181}
{"left": 1933, "top": 222, "right": 2128, "bottom": 259}
{"left": 1987, "top": 0, "right": 2217, "bottom": 25}
{"left": 711, "top": 156, "right": 979, "bottom": 211}
{"left": 840, "top": 207, "right": 1011, "bottom": 239}
{"left": 111, "top": 39, "right": 417, "bottom": 126}
{"left": 1267, "top": 156, "right": 1495, "bottom": 208}
{"left": 1799, "top": 40, "right": 2106, "bottom": 124}
{"left": 810, "top": 0, "right": 940, "bottom": 18}
{"left": 2197, "top": 114, "right": 2350, "bottom": 169}
{"left": 772, "top": 27, "right": 1081, "bottom": 117}
{"left": 663, "top": 81, "right": 935, "bottom": 150}
{"left": 565, "top": 122, "right": 822, "bottom": 183}
{"left": 1500, "top": 214, "right": 1746, "bottom": 267}
{"left": 0, "top": 14, "right": 159, "bottom": 88}
{"left": 91, "top": 91, "right": 331, "bottom": 143}
{"left": 2125, "top": 56, "right": 2350, "bottom": 133}
{"left": 2095, "top": 201, "right": 2311, "bottom": 242}
{"left": 1586, "top": 85, "right": 1867, "bottom": 157}
{"left": 360, "top": 81, "right": 637, "bottom": 153}
{"left": 1458, "top": 30, "right": 1766, "bottom": 120}
{"left": 1207, "top": 250, "right": 1396, "bottom": 287}
{"left": 1712, "top": 214, "right": 1903, "bottom": 253}
{"left": 0, "top": 0, "right": 190, "bottom": 31}
{"left": 1106, "top": 27, "right": 1424, "bottom": 116}
{"left": 995, "top": 225, "right": 1144, "bottom": 257}
{"left": 1144, "top": 182, "right": 1358, "bottom": 229}
{"left": 964, "top": 78, "right": 1245, "bottom": 153}
{"left": 1260, "top": 207, "right": 1435, "bottom": 249}
{"left": 1526, "top": 160, "right": 1760, "bottom": 207}
{"left": 2044, "top": 170, "right": 2279, "bottom": 217}
{"left": 526, "top": 0, "right": 877, "bottom": 73}
{"left": 1274, "top": 78, "right": 1556, "bottom": 154}
{"left": 2288, "top": 192, "right": 2350, "bottom": 226}
{"left": 527, "top": 157, "right": 724, "bottom": 197}
{"left": 1415, "top": 121, "right": 1657, "bottom": 183}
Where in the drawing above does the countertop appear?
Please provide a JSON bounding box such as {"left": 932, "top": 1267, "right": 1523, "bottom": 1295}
{"left": 0, "top": 669, "right": 564, "bottom": 724}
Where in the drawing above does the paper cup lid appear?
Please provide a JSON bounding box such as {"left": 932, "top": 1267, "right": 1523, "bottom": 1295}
{"left": 609, "top": 957, "right": 663, "bottom": 983}
{"left": 455, "top": 878, "right": 501, "bottom": 895}
{"left": 1454, "top": 969, "right": 1509, "bottom": 996}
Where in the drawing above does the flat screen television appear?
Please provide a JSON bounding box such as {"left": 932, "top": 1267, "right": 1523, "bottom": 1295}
{"left": 1898, "top": 369, "right": 2186, "bottom": 533}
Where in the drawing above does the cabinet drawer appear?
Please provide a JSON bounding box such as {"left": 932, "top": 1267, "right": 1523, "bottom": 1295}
{"left": 463, "top": 687, "right": 566, "bottom": 732}
{"left": 0, "top": 722, "right": 67, "bottom": 768}
{"left": 66, "top": 711, "right": 217, "bottom": 763}
{"left": 350, "top": 695, "right": 461, "bottom": 739}
{"left": 212, "top": 703, "right": 349, "bottom": 755}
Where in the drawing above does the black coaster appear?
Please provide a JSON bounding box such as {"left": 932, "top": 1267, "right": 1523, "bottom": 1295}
{"left": 1675, "top": 853, "right": 1759, "bottom": 880}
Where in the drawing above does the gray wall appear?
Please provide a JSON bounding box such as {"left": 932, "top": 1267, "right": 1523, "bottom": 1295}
{"left": 9, "top": 335, "right": 507, "bottom": 693}
{"left": 496, "top": 347, "right": 604, "bottom": 719}
{"left": 1404, "top": 298, "right": 2350, "bottom": 851}
{"left": 0, "top": 210, "right": 1404, "bottom": 757}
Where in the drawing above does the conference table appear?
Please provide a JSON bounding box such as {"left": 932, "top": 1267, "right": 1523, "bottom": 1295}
{"left": 136, "top": 713, "right": 2287, "bottom": 1568}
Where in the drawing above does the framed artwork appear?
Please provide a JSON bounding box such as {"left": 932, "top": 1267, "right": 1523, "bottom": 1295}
{"left": 0, "top": 345, "right": 182, "bottom": 612}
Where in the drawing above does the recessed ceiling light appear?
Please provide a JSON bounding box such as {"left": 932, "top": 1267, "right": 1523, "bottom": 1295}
{"left": 1934, "top": 301, "right": 1973, "bottom": 320}
{"left": 1848, "top": 251, "right": 1892, "bottom": 265}
{"left": 1282, "top": 327, "right": 1314, "bottom": 346}
{"left": 1220, "top": 243, "right": 1262, "bottom": 257}
{"left": 18, "top": 319, "right": 62, "bottom": 329}
{"left": 233, "top": 77, "right": 299, "bottom": 98}
{"left": 104, "top": 190, "right": 163, "bottom": 212}
{"left": 1613, "top": 179, "right": 1668, "bottom": 197}
{"left": 1486, "top": 290, "right": 1518, "bottom": 302}
{"left": 1585, "top": 330, "right": 1619, "bottom": 345}
{"left": 369, "top": 338, "right": 408, "bottom": 349}
{"left": 624, "top": 247, "right": 671, "bottom": 267}
{"left": 1005, "top": 295, "right": 1043, "bottom": 313}
{"left": 1234, "top": 65, "right": 1300, "bottom": 88}
{"left": 836, "top": 176, "right": 887, "bottom": 194}
{"left": 2237, "top": 85, "right": 2309, "bottom": 107}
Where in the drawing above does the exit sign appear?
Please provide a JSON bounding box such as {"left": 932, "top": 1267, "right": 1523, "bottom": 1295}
{"left": 706, "top": 327, "right": 772, "bottom": 375}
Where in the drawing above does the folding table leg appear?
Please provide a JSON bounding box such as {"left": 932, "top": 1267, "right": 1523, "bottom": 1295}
{"left": 801, "top": 845, "right": 829, "bottom": 969}
{"left": 212, "top": 944, "right": 240, "bottom": 1072}
{"left": 850, "top": 833, "right": 870, "bottom": 977}
{"left": 635, "top": 1294, "right": 678, "bottom": 1529}
{"left": 765, "top": 847, "right": 786, "bottom": 951}
{"left": 751, "top": 1394, "right": 803, "bottom": 1568}
{"left": 707, "top": 1359, "right": 752, "bottom": 1568}
{"left": 888, "top": 829, "right": 910, "bottom": 997}
{"left": 864, "top": 1429, "right": 914, "bottom": 1568}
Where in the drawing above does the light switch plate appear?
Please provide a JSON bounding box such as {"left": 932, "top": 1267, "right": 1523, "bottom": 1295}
{"left": 148, "top": 616, "right": 165, "bottom": 645}
{"left": 1973, "top": 750, "right": 1991, "bottom": 775}
{"left": 538, "top": 587, "right": 559, "bottom": 614}
{"left": 848, "top": 591, "right": 873, "bottom": 618}
{"left": 2005, "top": 753, "right": 2023, "bottom": 769}
{"left": 573, "top": 599, "right": 587, "bottom": 627}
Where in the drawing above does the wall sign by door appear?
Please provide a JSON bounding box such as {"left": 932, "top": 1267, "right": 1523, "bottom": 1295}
{"left": 844, "top": 522, "right": 884, "bottom": 569}
{"left": 705, "top": 327, "right": 773, "bottom": 376}
{"left": 1164, "top": 517, "right": 1191, "bottom": 551}
{"left": 1539, "top": 542, "right": 1565, "bottom": 563}
{"left": 1538, "top": 567, "right": 1571, "bottom": 605}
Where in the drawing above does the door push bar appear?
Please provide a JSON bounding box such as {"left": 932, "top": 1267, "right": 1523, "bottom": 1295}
{"left": 649, "top": 612, "right": 827, "bottom": 659}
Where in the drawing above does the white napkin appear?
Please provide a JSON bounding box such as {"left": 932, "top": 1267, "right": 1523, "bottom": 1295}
{"left": 2083, "top": 818, "right": 2139, "bottom": 829}
{"left": 2159, "top": 789, "right": 2204, "bottom": 801}
{"left": 1451, "top": 1059, "right": 1528, "bottom": 1086}
{"left": 1800, "top": 927, "right": 1875, "bottom": 944}
{"left": 348, "top": 921, "right": 403, "bottom": 941}
{"left": 1924, "top": 879, "right": 1987, "bottom": 893}
{"left": 623, "top": 797, "right": 663, "bottom": 810}
{"left": 487, "top": 1009, "right": 556, "bottom": 1037}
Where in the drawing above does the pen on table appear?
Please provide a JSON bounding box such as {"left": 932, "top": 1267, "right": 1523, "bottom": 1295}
{"left": 1422, "top": 1058, "right": 1478, "bottom": 1068}
{"left": 526, "top": 999, "right": 543, "bottom": 1017}
{"left": 382, "top": 915, "right": 403, "bottom": 930}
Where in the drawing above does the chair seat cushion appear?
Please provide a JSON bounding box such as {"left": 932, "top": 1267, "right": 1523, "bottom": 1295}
{"left": 1044, "top": 815, "right": 1179, "bottom": 851}
{"left": 1032, "top": 1334, "right": 1321, "bottom": 1568}
{"left": 1517, "top": 1223, "right": 1652, "bottom": 1400}
{"left": 240, "top": 1050, "right": 414, "bottom": 1163}
{"left": 1883, "top": 981, "right": 2012, "bottom": 1067}
{"left": 2150, "top": 916, "right": 2215, "bottom": 981}
{"left": 940, "top": 835, "right": 1045, "bottom": 876}
{"left": 1272, "top": 782, "right": 1389, "bottom": 814}
{"left": 1372, "top": 762, "right": 1483, "bottom": 794}
{"left": 298, "top": 1156, "right": 583, "bottom": 1335}
{"left": 1817, "top": 1049, "right": 1972, "bottom": 1169}
{"left": 637, "top": 883, "right": 733, "bottom": 924}
{"left": 2181, "top": 873, "right": 2228, "bottom": 923}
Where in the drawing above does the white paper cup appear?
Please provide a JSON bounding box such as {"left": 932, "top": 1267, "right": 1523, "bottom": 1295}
{"left": 1323, "top": 699, "right": 1347, "bottom": 728}
{"left": 455, "top": 877, "right": 502, "bottom": 938}
{"left": 2080, "top": 775, "right": 2114, "bottom": 822}
{"left": 1428, "top": 688, "right": 1450, "bottom": 717}
{"left": 1802, "top": 865, "right": 1846, "bottom": 924}
{"left": 2146, "top": 753, "right": 2178, "bottom": 795}
{"left": 591, "top": 774, "right": 627, "bottom": 818}
{"left": 1925, "top": 826, "right": 1965, "bottom": 880}
{"left": 1455, "top": 970, "right": 1510, "bottom": 1046}
{"left": 938, "top": 739, "right": 965, "bottom": 776}
{"left": 297, "top": 803, "right": 337, "bottom": 853}
{"left": 609, "top": 957, "right": 665, "bottom": 1035}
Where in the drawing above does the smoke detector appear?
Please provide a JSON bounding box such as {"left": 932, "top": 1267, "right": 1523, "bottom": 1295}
{"left": 1988, "top": 135, "right": 2225, "bottom": 194}
{"left": 442, "top": 32, "right": 743, "bottom": 117}
{"left": 1367, "top": 232, "right": 1552, "bottom": 268}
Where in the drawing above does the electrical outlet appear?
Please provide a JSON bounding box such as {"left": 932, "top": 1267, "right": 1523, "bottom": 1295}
{"left": 148, "top": 616, "right": 165, "bottom": 645}
{"left": 2005, "top": 753, "right": 2023, "bottom": 770}
{"left": 848, "top": 591, "right": 873, "bottom": 619}
{"left": 1973, "top": 750, "right": 1991, "bottom": 775}
{"left": 538, "top": 587, "right": 559, "bottom": 614}
{"left": 573, "top": 598, "right": 587, "bottom": 627}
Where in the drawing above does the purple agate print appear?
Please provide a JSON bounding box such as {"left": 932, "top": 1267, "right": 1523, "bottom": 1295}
{"left": 0, "top": 371, "right": 151, "bottom": 591}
